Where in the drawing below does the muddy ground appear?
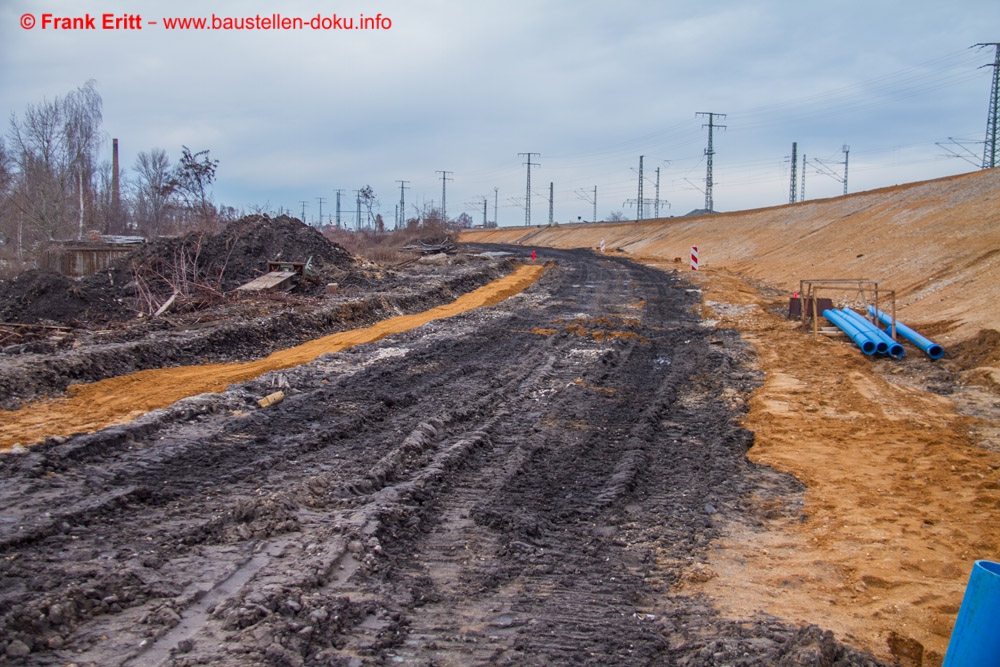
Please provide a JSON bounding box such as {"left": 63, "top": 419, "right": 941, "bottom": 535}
{"left": 0, "top": 248, "right": 894, "bottom": 665}
{"left": 0, "top": 257, "right": 511, "bottom": 413}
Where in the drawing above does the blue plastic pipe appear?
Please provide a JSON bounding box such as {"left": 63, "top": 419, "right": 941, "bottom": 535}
{"left": 839, "top": 308, "right": 905, "bottom": 359}
{"left": 840, "top": 309, "right": 888, "bottom": 355}
{"left": 867, "top": 306, "right": 944, "bottom": 360}
{"left": 943, "top": 560, "right": 1000, "bottom": 666}
{"left": 842, "top": 309, "right": 905, "bottom": 359}
{"left": 823, "top": 309, "right": 877, "bottom": 355}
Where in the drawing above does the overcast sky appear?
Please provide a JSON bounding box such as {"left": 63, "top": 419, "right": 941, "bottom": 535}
{"left": 3, "top": 0, "right": 998, "bottom": 228}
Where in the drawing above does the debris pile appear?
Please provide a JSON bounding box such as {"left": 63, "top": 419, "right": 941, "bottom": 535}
{"left": 401, "top": 236, "right": 459, "bottom": 255}
{"left": 0, "top": 215, "right": 366, "bottom": 325}
{"left": 118, "top": 214, "right": 358, "bottom": 302}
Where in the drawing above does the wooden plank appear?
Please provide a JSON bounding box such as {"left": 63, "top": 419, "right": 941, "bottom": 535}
{"left": 236, "top": 270, "right": 298, "bottom": 292}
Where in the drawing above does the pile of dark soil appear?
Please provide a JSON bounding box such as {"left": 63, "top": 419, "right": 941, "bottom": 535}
{"left": 0, "top": 269, "right": 127, "bottom": 326}
{"left": 0, "top": 215, "right": 367, "bottom": 326}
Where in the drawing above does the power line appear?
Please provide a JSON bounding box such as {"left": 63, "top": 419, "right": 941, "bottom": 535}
{"left": 936, "top": 137, "right": 982, "bottom": 167}
{"left": 464, "top": 196, "right": 489, "bottom": 228}
{"left": 518, "top": 153, "right": 540, "bottom": 226}
{"left": 401, "top": 47, "right": 984, "bottom": 214}
{"left": 812, "top": 145, "right": 850, "bottom": 194}
{"left": 576, "top": 186, "right": 597, "bottom": 223}
{"left": 624, "top": 198, "right": 662, "bottom": 219}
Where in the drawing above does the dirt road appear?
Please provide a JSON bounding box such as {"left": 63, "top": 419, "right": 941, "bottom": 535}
{"left": 0, "top": 250, "right": 887, "bottom": 665}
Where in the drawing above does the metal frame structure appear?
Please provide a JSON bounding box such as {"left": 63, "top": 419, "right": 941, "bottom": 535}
{"left": 798, "top": 279, "right": 896, "bottom": 340}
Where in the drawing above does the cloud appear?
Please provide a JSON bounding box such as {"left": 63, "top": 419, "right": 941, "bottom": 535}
{"left": 2, "top": 0, "right": 997, "bottom": 224}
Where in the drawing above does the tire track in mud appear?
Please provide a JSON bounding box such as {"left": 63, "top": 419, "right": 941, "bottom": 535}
{"left": 0, "top": 249, "right": 889, "bottom": 666}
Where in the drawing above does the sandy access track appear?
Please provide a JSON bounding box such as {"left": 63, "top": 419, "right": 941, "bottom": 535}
{"left": 462, "top": 168, "right": 1000, "bottom": 665}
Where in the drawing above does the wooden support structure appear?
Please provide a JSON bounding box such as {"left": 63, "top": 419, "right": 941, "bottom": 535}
{"left": 797, "top": 279, "right": 897, "bottom": 340}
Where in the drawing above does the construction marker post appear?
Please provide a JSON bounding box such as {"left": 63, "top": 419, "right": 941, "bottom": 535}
{"left": 943, "top": 560, "right": 1000, "bottom": 666}
{"left": 691, "top": 246, "right": 699, "bottom": 271}
{"left": 600, "top": 238, "right": 606, "bottom": 253}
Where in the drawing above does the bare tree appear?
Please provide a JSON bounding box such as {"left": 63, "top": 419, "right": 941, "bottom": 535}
{"left": 62, "top": 80, "right": 103, "bottom": 239}
{"left": 132, "top": 148, "right": 174, "bottom": 236}
{"left": 606, "top": 210, "right": 627, "bottom": 222}
{"left": 5, "top": 81, "right": 105, "bottom": 247}
{"left": 0, "top": 138, "right": 11, "bottom": 223}
{"left": 172, "top": 146, "right": 218, "bottom": 225}
{"left": 0, "top": 137, "right": 20, "bottom": 269}
{"left": 359, "top": 185, "right": 379, "bottom": 228}
{"left": 0, "top": 137, "right": 11, "bottom": 195}
{"left": 8, "top": 97, "right": 74, "bottom": 242}
{"left": 405, "top": 203, "right": 447, "bottom": 232}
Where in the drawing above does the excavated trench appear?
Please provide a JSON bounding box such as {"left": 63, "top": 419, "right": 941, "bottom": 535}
{"left": 0, "top": 248, "right": 890, "bottom": 666}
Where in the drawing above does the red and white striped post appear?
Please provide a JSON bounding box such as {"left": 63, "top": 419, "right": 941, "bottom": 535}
{"left": 690, "top": 246, "right": 699, "bottom": 271}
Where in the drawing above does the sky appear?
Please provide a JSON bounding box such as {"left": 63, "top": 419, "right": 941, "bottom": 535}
{"left": 2, "top": 0, "right": 998, "bottom": 228}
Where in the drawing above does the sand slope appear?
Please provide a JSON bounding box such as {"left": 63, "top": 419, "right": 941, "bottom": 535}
{"left": 463, "top": 168, "right": 1000, "bottom": 344}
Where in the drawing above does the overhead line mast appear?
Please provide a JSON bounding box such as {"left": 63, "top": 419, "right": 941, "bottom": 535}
{"left": 977, "top": 42, "right": 1000, "bottom": 169}
{"left": 316, "top": 197, "right": 326, "bottom": 226}
{"left": 436, "top": 171, "right": 453, "bottom": 222}
{"left": 800, "top": 154, "right": 806, "bottom": 202}
{"left": 789, "top": 142, "right": 798, "bottom": 203}
{"left": 548, "top": 182, "right": 554, "bottom": 225}
{"left": 637, "top": 155, "right": 644, "bottom": 221}
{"left": 843, "top": 144, "right": 850, "bottom": 195}
{"left": 696, "top": 112, "right": 726, "bottom": 212}
{"left": 518, "top": 153, "right": 540, "bottom": 226}
{"left": 396, "top": 180, "right": 410, "bottom": 230}
{"left": 654, "top": 167, "right": 661, "bottom": 218}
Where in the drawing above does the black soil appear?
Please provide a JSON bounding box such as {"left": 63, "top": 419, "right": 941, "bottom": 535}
{"left": 0, "top": 248, "right": 890, "bottom": 666}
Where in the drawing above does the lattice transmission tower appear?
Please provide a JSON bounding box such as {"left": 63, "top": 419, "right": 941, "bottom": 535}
{"left": 519, "top": 153, "right": 540, "bottom": 226}
{"left": 789, "top": 142, "right": 798, "bottom": 203}
{"left": 696, "top": 112, "right": 726, "bottom": 212}
{"left": 977, "top": 42, "right": 1000, "bottom": 169}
